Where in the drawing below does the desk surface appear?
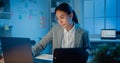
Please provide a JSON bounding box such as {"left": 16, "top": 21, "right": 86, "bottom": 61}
{"left": 90, "top": 38, "right": 120, "bottom": 42}
{"left": 0, "top": 55, "right": 92, "bottom": 63}
{"left": 0, "top": 55, "right": 52, "bottom": 63}
{"left": 0, "top": 58, "right": 52, "bottom": 63}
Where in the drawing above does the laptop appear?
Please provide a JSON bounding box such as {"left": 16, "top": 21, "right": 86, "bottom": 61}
{"left": 0, "top": 37, "right": 33, "bottom": 63}
{"left": 101, "top": 29, "right": 116, "bottom": 39}
{"left": 53, "top": 48, "right": 89, "bottom": 63}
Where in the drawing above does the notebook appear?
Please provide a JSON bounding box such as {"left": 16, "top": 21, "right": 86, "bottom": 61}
{"left": 53, "top": 48, "right": 89, "bottom": 63}
{"left": 0, "top": 37, "right": 33, "bottom": 63}
{"left": 35, "top": 54, "right": 53, "bottom": 61}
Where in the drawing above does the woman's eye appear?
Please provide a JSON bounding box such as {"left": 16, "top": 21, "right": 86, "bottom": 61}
{"left": 60, "top": 16, "right": 64, "bottom": 19}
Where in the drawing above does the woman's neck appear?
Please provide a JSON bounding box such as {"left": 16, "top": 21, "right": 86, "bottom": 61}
{"left": 66, "top": 23, "right": 74, "bottom": 31}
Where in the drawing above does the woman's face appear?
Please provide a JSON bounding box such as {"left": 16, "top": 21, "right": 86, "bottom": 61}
{"left": 56, "top": 10, "right": 73, "bottom": 30}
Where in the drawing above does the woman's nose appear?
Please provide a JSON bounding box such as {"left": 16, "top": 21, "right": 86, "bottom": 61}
{"left": 59, "top": 20, "right": 63, "bottom": 24}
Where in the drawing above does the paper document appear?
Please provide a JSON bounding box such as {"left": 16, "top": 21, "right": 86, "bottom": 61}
{"left": 35, "top": 54, "right": 53, "bottom": 61}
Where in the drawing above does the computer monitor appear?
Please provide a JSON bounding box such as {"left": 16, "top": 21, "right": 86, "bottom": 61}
{"left": 101, "top": 29, "right": 116, "bottom": 39}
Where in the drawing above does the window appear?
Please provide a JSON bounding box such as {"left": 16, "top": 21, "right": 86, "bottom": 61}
{"left": 84, "top": 0, "right": 120, "bottom": 35}
{"left": 84, "top": 0, "right": 94, "bottom": 18}
{"left": 106, "top": 0, "right": 117, "bottom": 17}
{"left": 95, "top": 0, "right": 104, "bottom": 17}
{"left": 118, "top": 0, "right": 120, "bottom": 16}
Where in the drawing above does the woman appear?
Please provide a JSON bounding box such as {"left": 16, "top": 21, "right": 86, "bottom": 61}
{"left": 33, "top": 2, "right": 91, "bottom": 56}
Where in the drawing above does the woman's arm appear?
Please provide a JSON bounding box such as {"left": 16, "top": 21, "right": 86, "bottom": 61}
{"left": 32, "top": 28, "right": 54, "bottom": 56}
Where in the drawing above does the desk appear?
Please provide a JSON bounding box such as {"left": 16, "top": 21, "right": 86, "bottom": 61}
{"left": 90, "top": 38, "right": 120, "bottom": 43}
{"left": 90, "top": 38, "right": 120, "bottom": 50}
{"left": 0, "top": 56, "right": 52, "bottom": 63}
{"left": 0, "top": 58, "right": 52, "bottom": 63}
{"left": 0, "top": 56, "right": 92, "bottom": 63}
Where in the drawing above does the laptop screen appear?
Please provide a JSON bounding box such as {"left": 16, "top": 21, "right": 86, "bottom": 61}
{"left": 0, "top": 37, "right": 33, "bottom": 63}
{"left": 101, "top": 29, "right": 116, "bottom": 39}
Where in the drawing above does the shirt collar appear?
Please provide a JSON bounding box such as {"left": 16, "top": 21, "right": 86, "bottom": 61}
{"left": 64, "top": 24, "right": 75, "bottom": 33}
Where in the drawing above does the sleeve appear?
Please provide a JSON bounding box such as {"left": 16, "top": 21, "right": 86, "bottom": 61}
{"left": 32, "top": 27, "right": 54, "bottom": 56}
{"left": 83, "top": 31, "right": 91, "bottom": 50}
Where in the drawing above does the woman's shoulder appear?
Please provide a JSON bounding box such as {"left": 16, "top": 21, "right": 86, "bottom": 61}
{"left": 51, "top": 24, "right": 62, "bottom": 30}
{"left": 75, "top": 24, "right": 88, "bottom": 34}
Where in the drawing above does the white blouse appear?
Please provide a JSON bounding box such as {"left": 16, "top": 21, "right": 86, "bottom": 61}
{"left": 62, "top": 25, "right": 75, "bottom": 48}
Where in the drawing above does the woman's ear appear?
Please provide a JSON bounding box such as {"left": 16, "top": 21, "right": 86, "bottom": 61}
{"left": 69, "top": 13, "right": 73, "bottom": 19}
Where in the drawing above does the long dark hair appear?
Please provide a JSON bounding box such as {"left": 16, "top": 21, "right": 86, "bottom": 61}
{"left": 55, "top": 2, "right": 78, "bottom": 24}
